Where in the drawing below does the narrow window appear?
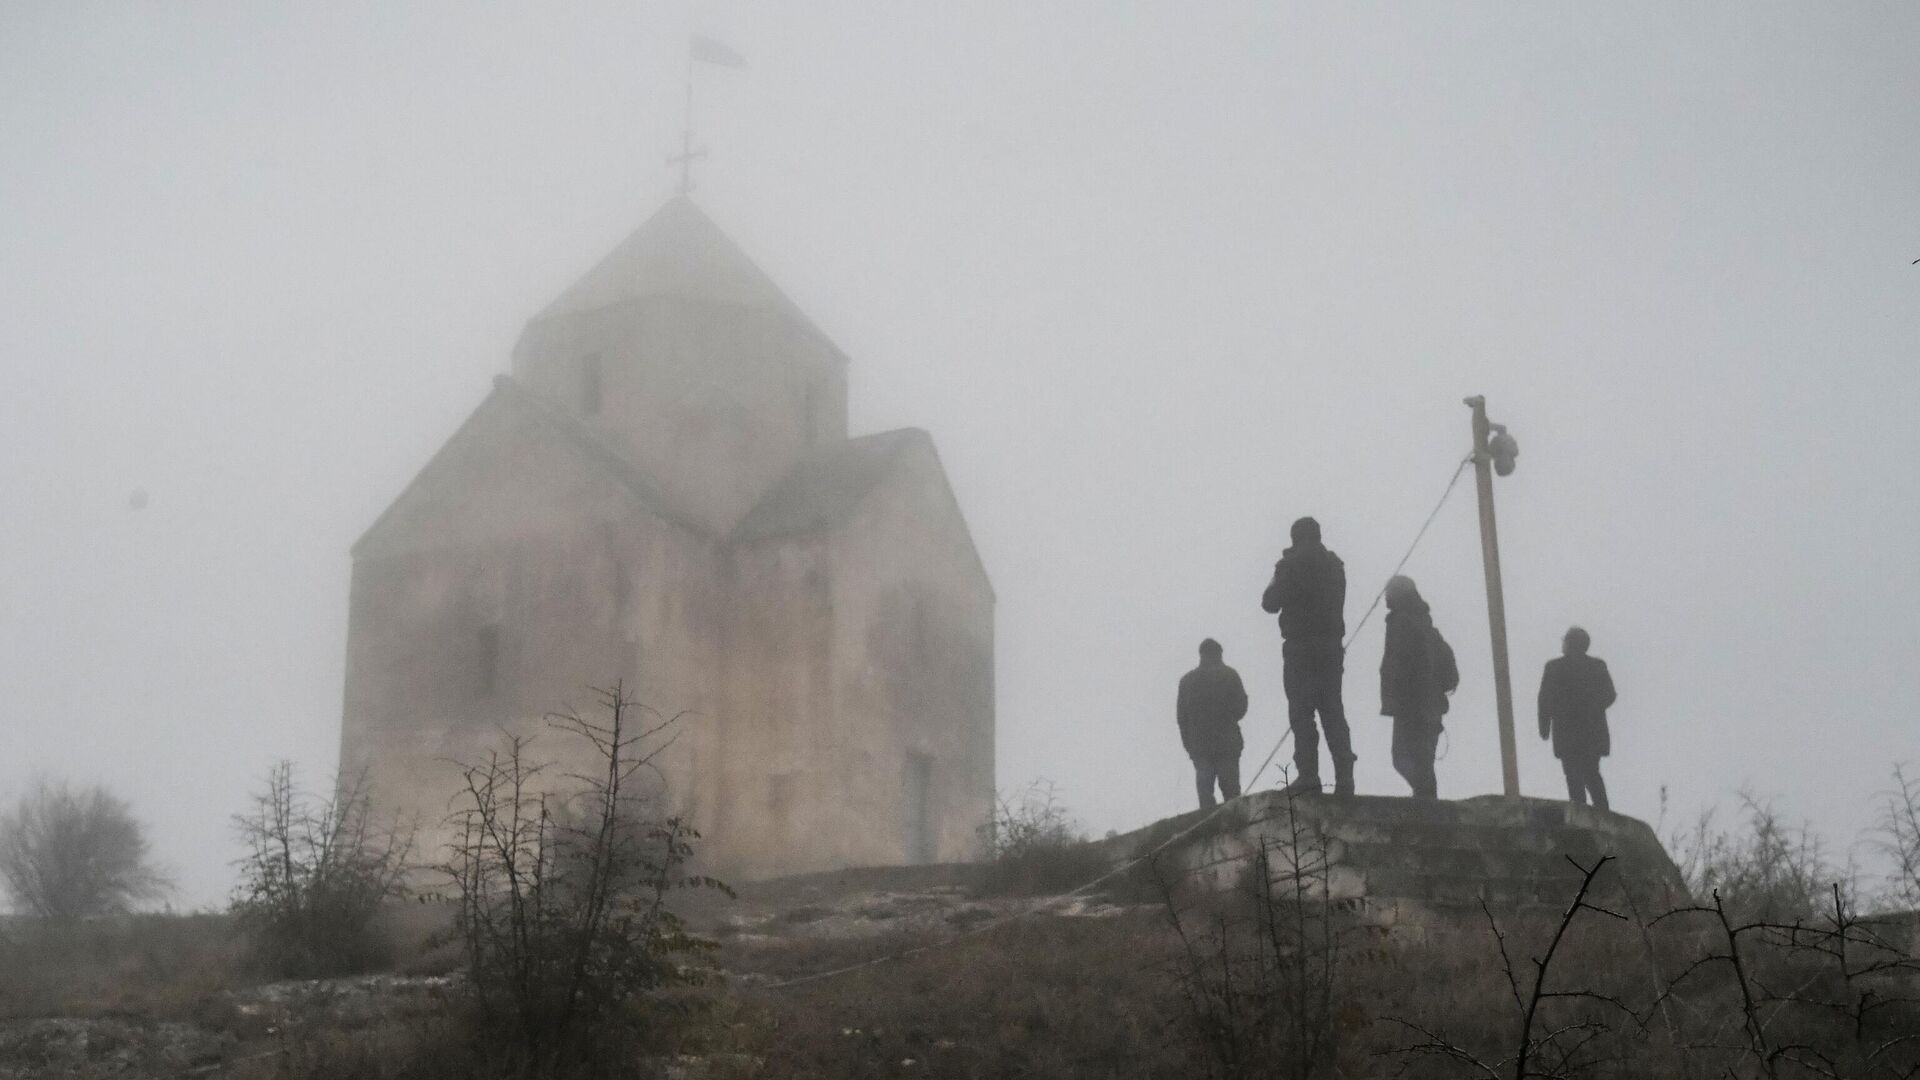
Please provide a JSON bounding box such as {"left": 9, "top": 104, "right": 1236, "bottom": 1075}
{"left": 768, "top": 772, "right": 795, "bottom": 823}
{"left": 580, "top": 354, "right": 603, "bottom": 415}
{"left": 476, "top": 624, "right": 500, "bottom": 695}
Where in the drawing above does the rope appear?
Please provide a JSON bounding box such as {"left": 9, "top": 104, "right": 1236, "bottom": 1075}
{"left": 1340, "top": 456, "right": 1473, "bottom": 653}
{"left": 760, "top": 456, "right": 1474, "bottom": 991}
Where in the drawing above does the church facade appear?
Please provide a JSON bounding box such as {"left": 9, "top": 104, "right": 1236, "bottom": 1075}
{"left": 340, "top": 198, "right": 994, "bottom": 878}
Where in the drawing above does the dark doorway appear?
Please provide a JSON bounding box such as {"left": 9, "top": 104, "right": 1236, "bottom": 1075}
{"left": 903, "top": 753, "right": 935, "bottom": 864}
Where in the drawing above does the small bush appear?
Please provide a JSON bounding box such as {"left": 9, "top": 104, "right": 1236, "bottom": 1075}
{"left": 1671, "top": 789, "right": 1838, "bottom": 921}
{"left": 1160, "top": 817, "right": 1356, "bottom": 1080}
{"left": 975, "top": 781, "right": 1111, "bottom": 896}
{"left": 1873, "top": 763, "right": 1920, "bottom": 909}
{"left": 438, "top": 683, "right": 724, "bottom": 1074}
{"left": 0, "top": 778, "right": 170, "bottom": 920}
{"left": 0, "top": 912, "right": 245, "bottom": 1020}
{"left": 231, "top": 761, "right": 414, "bottom": 977}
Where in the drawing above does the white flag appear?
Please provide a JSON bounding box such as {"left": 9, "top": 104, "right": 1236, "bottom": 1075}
{"left": 691, "top": 34, "right": 746, "bottom": 69}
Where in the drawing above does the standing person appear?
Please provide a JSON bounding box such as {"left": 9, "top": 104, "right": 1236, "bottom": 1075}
{"left": 1537, "top": 627, "right": 1617, "bottom": 811}
{"left": 1379, "top": 576, "right": 1457, "bottom": 800}
{"left": 1177, "top": 638, "right": 1250, "bottom": 810}
{"left": 1261, "top": 517, "right": 1355, "bottom": 796}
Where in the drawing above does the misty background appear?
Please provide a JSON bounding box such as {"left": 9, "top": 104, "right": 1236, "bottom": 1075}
{"left": 2, "top": 2, "right": 1916, "bottom": 908}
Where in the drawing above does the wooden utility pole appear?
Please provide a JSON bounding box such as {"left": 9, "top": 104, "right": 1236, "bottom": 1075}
{"left": 1465, "top": 395, "right": 1521, "bottom": 797}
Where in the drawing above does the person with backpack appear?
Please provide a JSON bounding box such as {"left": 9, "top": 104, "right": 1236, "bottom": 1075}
{"left": 1379, "top": 576, "right": 1457, "bottom": 800}
{"left": 1537, "top": 626, "right": 1617, "bottom": 811}
{"left": 1177, "top": 638, "right": 1251, "bottom": 810}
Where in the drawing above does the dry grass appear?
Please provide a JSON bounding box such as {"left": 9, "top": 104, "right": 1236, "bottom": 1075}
{"left": 0, "top": 912, "right": 248, "bottom": 1021}
{"left": 0, "top": 877, "right": 1913, "bottom": 1078}
{"left": 724, "top": 910, "right": 1191, "bottom": 1080}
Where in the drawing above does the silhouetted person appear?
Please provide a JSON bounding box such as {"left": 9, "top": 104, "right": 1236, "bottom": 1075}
{"left": 1379, "top": 576, "right": 1457, "bottom": 800}
{"left": 1538, "top": 626, "right": 1617, "bottom": 811}
{"left": 1261, "top": 517, "right": 1355, "bottom": 796}
{"left": 1178, "top": 638, "right": 1250, "bottom": 810}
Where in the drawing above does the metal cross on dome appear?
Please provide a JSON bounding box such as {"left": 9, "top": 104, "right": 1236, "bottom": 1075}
{"left": 672, "top": 34, "right": 747, "bottom": 196}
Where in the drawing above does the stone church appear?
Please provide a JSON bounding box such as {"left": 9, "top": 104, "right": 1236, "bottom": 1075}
{"left": 339, "top": 197, "right": 994, "bottom": 878}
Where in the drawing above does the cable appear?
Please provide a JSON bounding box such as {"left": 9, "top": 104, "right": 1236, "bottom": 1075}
{"left": 1340, "top": 456, "right": 1473, "bottom": 654}
{"left": 760, "top": 456, "right": 1475, "bottom": 991}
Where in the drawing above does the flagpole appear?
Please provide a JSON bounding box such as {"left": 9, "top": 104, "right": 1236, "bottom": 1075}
{"left": 679, "top": 48, "right": 695, "bottom": 196}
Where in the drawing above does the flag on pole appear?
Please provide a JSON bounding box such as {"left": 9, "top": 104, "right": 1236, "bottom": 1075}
{"left": 691, "top": 34, "right": 747, "bottom": 69}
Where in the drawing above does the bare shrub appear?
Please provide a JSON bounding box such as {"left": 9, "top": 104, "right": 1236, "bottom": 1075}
{"left": 1872, "top": 763, "right": 1920, "bottom": 909}
{"left": 230, "top": 761, "right": 414, "bottom": 977}
{"left": 1382, "top": 857, "right": 1644, "bottom": 1080}
{"left": 975, "top": 780, "right": 1109, "bottom": 896}
{"left": 1159, "top": 794, "right": 1359, "bottom": 1079}
{"left": 0, "top": 778, "right": 169, "bottom": 920}
{"left": 1672, "top": 791, "right": 1836, "bottom": 922}
{"left": 439, "top": 683, "right": 724, "bottom": 1072}
{"left": 1651, "top": 883, "right": 1920, "bottom": 1079}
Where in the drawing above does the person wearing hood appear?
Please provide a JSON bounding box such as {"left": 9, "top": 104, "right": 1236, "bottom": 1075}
{"left": 1379, "top": 575, "right": 1457, "bottom": 800}
{"left": 1537, "top": 627, "right": 1617, "bottom": 811}
{"left": 1260, "top": 516, "right": 1356, "bottom": 796}
{"left": 1177, "top": 638, "right": 1250, "bottom": 810}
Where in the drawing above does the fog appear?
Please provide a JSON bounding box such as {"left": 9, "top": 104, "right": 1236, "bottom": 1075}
{"left": 3, "top": 3, "right": 1916, "bottom": 908}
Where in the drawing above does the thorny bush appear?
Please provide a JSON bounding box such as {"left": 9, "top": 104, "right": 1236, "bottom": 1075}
{"left": 437, "top": 682, "right": 727, "bottom": 1073}
{"left": 230, "top": 761, "right": 414, "bottom": 977}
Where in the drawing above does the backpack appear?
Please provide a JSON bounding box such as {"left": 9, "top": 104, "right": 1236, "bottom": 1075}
{"left": 1430, "top": 627, "right": 1460, "bottom": 695}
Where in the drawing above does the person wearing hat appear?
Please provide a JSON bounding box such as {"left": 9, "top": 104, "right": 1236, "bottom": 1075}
{"left": 1177, "top": 637, "right": 1250, "bottom": 810}
{"left": 1537, "top": 627, "right": 1617, "bottom": 811}
{"left": 1260, "top": 517, "right": 1356, "bottom": 796}
{"left": 1379, "top": 576, "right": 1457, "bottom": 799}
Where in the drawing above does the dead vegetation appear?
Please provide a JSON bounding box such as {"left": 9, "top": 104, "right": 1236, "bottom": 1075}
{"left": 2, "top": 762, "right": 1919, "bottom": 1079}
{"left": 430, "top": 682, "right": 728, "bottom": 1076}
{"left": 974, "top": 779, "right": 1111, "bottom": 897}
{"left": 230, "top": 761, "right": 414, "bottom": 978}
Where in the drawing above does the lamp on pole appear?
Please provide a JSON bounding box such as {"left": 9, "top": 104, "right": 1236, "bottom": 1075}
{"left": 1464, "top": 395, "right": 1522, "bottom": 797}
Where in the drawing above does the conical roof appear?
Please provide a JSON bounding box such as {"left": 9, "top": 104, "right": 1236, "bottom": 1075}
{"left": 533, "top": 198, "right": 828, "bottom": 342}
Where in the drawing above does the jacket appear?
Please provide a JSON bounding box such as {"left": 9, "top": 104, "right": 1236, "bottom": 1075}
{"left": 1261, "top": 543, "right": 1347, "bottom": 646}
{"left": 1177, "top": 660, "right": 1249, "bottom": 758}
{"left": 1538, "top": 654, "right": 1616, "bottom": 759}
{"left": 1380, "top": 597, "right": 1452, "bottom": 718}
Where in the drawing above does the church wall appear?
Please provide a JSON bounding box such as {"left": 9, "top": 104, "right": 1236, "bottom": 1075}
{"left": 340, "top": 399, "right": 732, "bottom": 863}
{"left": 827, "top": 441, "right": 995, "bottom": 865}
{"left": 512, "top": 298, "right": 849, "bottom": 537}
{"left": 343, "top": 514, "right": 731, "bottom": 864}
{"left": 710, "top": 534, "right": 840, "bottom": 878}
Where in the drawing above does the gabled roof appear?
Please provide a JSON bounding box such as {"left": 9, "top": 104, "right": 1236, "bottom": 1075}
{"left": 730, "top": 429, "right": 927, "bottom": 543}
{"left": 350, "top": 376, "right": 704, "bottom": 558}
{"left": 531, "top": 197, "right": 844, "bottom": 359}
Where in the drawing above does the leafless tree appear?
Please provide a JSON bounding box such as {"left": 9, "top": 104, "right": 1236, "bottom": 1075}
{"left": 0, "top": 777, "right": 169, "bottom": 920}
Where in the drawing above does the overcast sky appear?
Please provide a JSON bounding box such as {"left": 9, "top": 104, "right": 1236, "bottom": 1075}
{"left": 3, "top": 2, "right": 1917, "bottom": 908}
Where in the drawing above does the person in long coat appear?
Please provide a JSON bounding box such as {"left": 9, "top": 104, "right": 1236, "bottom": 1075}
{"left": 1537, "top": 626, "right": 1618, "bottom": 811}
{"left": 1178, "top": 638, "right": 1250, "bottom": 810}
{"left": 1379, "top": 576, "right": 1452, "bottom": 799}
